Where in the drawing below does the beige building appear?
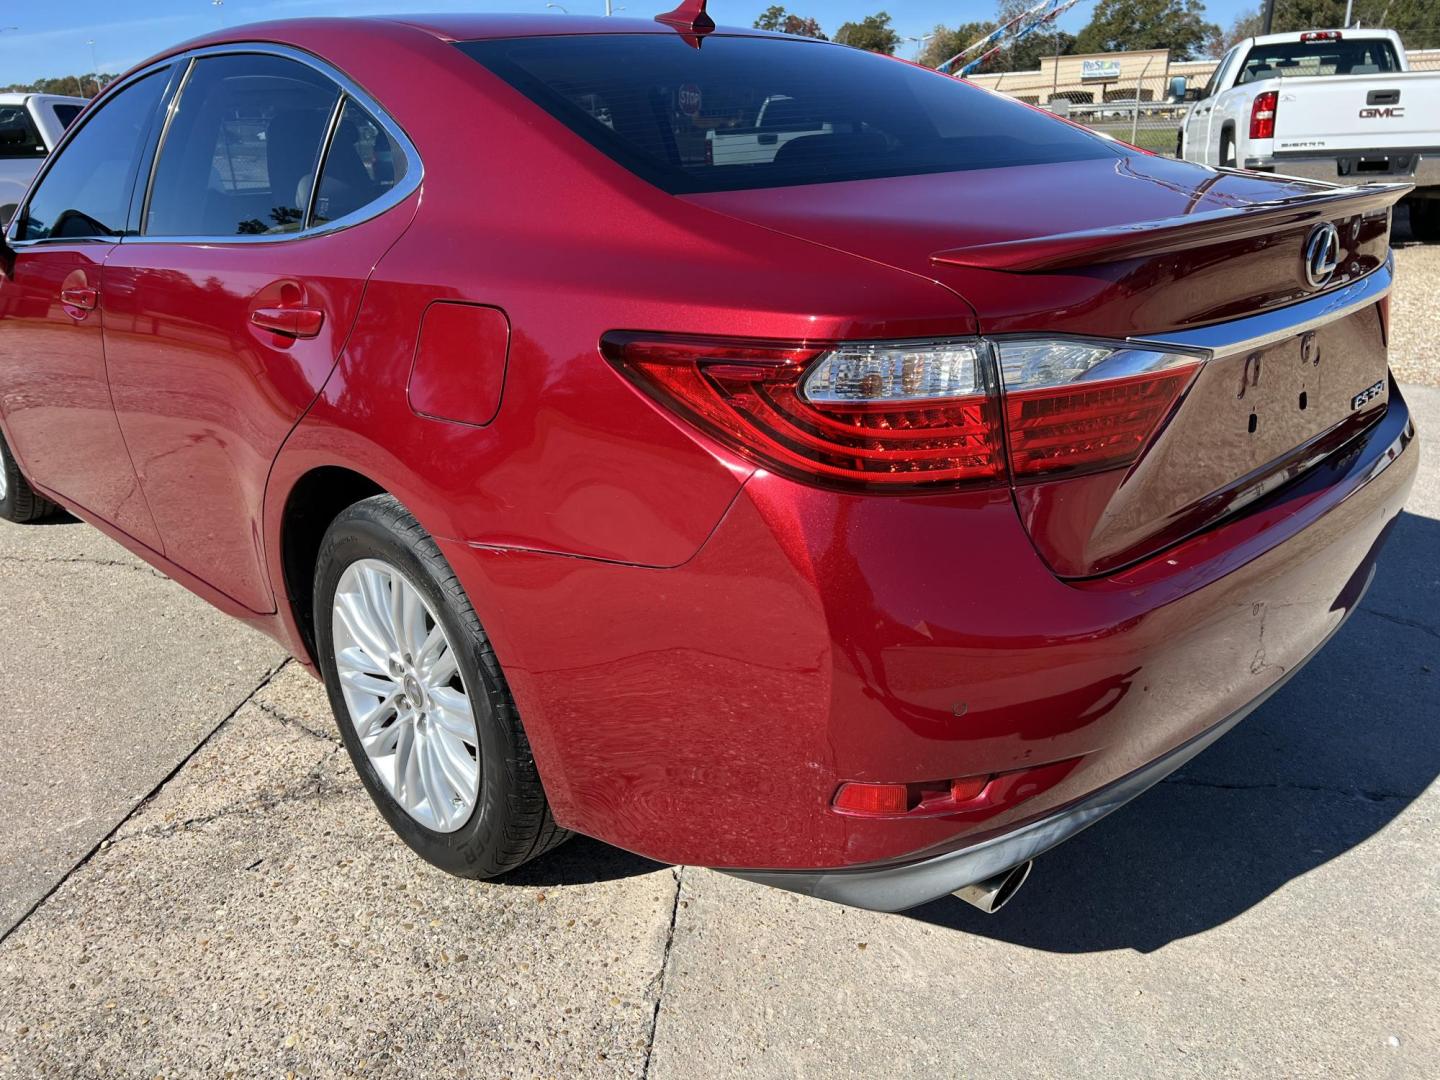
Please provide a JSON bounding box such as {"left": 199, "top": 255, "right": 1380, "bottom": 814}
{"left": 968, "top": 49, "right": 1220, "bottom": 105}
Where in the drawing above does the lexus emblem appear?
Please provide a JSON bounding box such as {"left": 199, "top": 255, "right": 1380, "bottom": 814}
{"left": 1304, "top": 222, "right": 1340, "bottom": 289}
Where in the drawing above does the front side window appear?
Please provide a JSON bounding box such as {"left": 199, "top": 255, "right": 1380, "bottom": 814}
{"left": 310, "top": 98, "right": 408, "bottom": 227}
{"left": 460, "top": 34, "right": 1117, "bottom": 195}
{"left": 0, "top": 104, "right": 46, "bottom": 160}
{"left": 17, "top": 71, "right": 168, "bottom": 240}
{"left": 146, "top": 54, "right": 340, "bottom": 237}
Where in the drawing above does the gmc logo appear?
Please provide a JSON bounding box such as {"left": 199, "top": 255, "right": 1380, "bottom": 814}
{"left": 1358, "top": 106, "right": 1405, "bottom": 118}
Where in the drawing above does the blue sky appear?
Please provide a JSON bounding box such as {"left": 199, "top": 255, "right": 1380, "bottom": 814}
{"left": 1, "top": 0, "right": 1255, "bottom": 83}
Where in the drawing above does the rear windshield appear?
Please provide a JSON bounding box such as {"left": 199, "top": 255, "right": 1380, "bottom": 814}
{"left": 1236, "top": 38, "right": 1402, "bottom": 83}
{"left": 458, "top": 34, "right": 1118, "bottom": 194}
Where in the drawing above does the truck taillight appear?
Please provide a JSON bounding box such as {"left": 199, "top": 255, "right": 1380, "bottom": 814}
{"left": 1300, "top": 31, "right": 1341, "bottom": 42}
{"left": 1250, "top": 90, "right": 1278, "bottom": 141}
{"left": 603, "top": 333, "right": 1204, "bottom": 491}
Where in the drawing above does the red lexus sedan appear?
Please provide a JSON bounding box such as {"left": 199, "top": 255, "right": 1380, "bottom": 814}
{"left": 0, "top": 9, "right": 1418, "bottom": 914}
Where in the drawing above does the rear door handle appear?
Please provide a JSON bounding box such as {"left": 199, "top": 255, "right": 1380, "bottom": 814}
{"left": 60, "top": 286, "right": 98, "bottom": 311}
{"left": 250, "top": 306, "right": 324, "bottom": 339}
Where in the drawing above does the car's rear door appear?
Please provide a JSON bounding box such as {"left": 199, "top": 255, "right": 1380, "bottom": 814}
{"left": 0, "top": 69, "right": 173, "bottom": 549}
{"left": 101, "top": 49, "right": 419, "bottom": 612}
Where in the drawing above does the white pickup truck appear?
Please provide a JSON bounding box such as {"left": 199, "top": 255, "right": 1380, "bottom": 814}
{"left": 0, "top": 93, "right": 88, "bottom": 226}
{"left": 1174, "top": 29, "right": 1440, "bottom": 239}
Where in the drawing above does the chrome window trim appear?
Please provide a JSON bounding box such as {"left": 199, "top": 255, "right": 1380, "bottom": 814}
{"left": 305, "top": 92, "right": 349, "bottom": 229}
{"left": 138, "top": 58, "right": 197, "bottom": 236}
{"left": 1130, "top": 255, "right": 1393, "bottom": 359}
{"left": 6, "top": 41, "right": 423, "bottom": 249}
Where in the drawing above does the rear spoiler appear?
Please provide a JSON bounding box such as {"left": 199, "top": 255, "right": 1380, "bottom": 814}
{"left": 930, "top": 182, "right": 1412, "bottom": 273}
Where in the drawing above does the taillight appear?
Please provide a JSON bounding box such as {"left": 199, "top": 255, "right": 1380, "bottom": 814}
{"left": 996, "top": 340, "right": 1203, "bottom": 479}
{"left": 1250, "top": 90, "right": 1278, "bottom": 141}
{"left": 601, "top": 334, "right": 1004, "bottom": 489}
{"left": 602, "top": 333, "right": 1202, "bottom": 489}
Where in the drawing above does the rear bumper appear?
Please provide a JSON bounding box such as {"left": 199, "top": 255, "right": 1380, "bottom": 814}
{"left": 1250, "top": 150, "right": 1440, "bottom": 187}
{"left": 440, "top": 376, "right": 1417, "bottom": 874}
{"left": 723, "top": 581, "right": 1368, "bottom": 912}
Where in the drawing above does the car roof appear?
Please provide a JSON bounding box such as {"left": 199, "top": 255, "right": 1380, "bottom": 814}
{"left": 353, "top": 13, "right": 782, "bottom": 41}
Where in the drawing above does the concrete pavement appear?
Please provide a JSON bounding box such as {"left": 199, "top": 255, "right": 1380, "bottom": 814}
{"left": 0, "top": 388, "right": 1435, "bottom": 1079}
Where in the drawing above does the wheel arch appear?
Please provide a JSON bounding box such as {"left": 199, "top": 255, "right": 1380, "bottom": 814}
{"left": 1219, "top": 121, "right": 1237, "bottom": 165}
{"left": 276, "top": 464, "right": 388, "bottom": 665}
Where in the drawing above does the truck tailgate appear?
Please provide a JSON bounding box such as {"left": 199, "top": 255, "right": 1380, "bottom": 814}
{"left": 1273, "top": 71, "right": 1440, "bottom": 153}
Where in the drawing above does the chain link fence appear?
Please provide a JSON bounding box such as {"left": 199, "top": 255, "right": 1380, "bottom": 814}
{"left": 972, "top": 46, "right": 1440, "bottom": 159}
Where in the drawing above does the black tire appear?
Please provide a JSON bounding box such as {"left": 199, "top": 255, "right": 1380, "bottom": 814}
{"left": 1220, "top": 129, "right": 1237, "bottom": 169}
{"left": 314, "top": 494, "right": 568, "bottom": 878}
{"left": 1175, "top": 128, "right": 1184, "bottom": 158}
{"left": 0, "top": 430, "right": 62, "bottom": 524}
{"left": 1408, "top": 199, "right": 1440, "bottom": 243}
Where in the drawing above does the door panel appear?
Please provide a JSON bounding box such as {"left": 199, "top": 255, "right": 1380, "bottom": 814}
{"left": 103, "top": 216, "right": 412, "bottom": 610}
{"left": 0, "top": 67, "right": 171, "bottom": 545}
{"left": 0, "top": 245, "right": 160, "bottom": 546}
{"left": 101, "top": 56, "right": 418, "bottom": 611}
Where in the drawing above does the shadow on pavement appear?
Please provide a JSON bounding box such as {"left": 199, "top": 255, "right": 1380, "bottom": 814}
{"left": 500, "top": 835, "right": 666, "bottom": 888}
{"left": 906, "top": 509, "right": 1440, "bottom": 952}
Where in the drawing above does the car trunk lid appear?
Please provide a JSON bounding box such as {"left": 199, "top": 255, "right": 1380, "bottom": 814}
{"left": 685, "top": 156, "right": 1407, "bottom": 577}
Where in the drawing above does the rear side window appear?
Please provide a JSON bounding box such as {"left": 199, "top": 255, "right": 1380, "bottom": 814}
{"left": 18, "top": 71, "right": 168, "bottom": 240}
{"left": 51, "top": 104, "right": 83, "bottom": 129}
{"left": 0, "top": 104, "right": 46, "bottom": 160}
{"left": 459, "top": 34, "right": 1117, "bottom": 194}
{"left": 146, "top": 54, "right": 340, "bottom": 237}
{"left": 310, "top": 98, "right": 408, "bottom": 227}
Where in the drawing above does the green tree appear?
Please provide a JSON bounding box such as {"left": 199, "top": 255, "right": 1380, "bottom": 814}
{"left": 1214, "top": 1, "right": 1440, "bottom": 51}
{"left": 752, "top": 5, "right": 827, "bottom": 39}
{"left": 836, "top": 11, "right": 902, "bottom": 54}
{"left": 1075, "top": 0, "right": 1220, "bottom": 59}
{"left": 920, "top": 15, "right": 1077, "bottom": 73}
{"left": 918, "top": 21, "right": 996, "bottom": 68}
{"left": 1, "top": 74, "right": 113, "bottom": 98}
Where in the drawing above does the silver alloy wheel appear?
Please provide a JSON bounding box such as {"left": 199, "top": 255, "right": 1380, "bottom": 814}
{"left": 0, "top": 457, "right": 7, "bottom": 502}
{"left": 331, "top": 558, "right": 481, "bottom": 832}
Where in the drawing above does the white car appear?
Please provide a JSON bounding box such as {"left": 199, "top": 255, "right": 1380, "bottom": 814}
{"left": 0, "top": 93, "right": 88, "bottom": 226}
{"left": 1174, "top": 29, "right": 1440, "bottom": 239}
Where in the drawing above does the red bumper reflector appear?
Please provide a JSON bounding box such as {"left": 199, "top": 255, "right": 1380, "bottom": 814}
{"left": 833, "top": 775, "right": 993, "bottom": 816}
{"left": 833, "top": 782, "right": 911, "bottom": 814}
{"left": 832, "top": 759, "right": 1083, "bottom": 819}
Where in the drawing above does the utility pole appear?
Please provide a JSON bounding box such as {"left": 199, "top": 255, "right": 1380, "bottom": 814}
{"left": 1343, "top": 0, "right": 1354, "bottom": 26}
{"left": 1262, "top": 0, "right": 1275, "bottom": 35}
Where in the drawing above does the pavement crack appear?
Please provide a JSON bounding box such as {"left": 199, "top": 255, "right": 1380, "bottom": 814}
{"left": 120, "top": 750, "right": 346, "bottom": 842}
{"left": 0, "top": 658, "right": 291, "bottom": 948}
{"left": 0, "top": 553, "right": 169, "bottom": 580}
{"left": 641, "top": 865, "right": 683, "bottom": 1080}
{"left": 1359, "top": 606, "right": 1440, "bottom": 642}
{"left": 253, "top": 698, "right": 339, "bottom": 743}
{"left": 1164, "top": 773, "right": 1412, "bottom": 803}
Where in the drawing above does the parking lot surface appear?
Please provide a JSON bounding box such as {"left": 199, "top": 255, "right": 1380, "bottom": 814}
{"left": 1, "top": 281, "right": 1436, "bottom": 1076}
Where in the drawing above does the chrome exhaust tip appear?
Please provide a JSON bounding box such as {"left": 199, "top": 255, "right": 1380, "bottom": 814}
{"left": 953, "top": 860, "right": 1033, "bottom": 914}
